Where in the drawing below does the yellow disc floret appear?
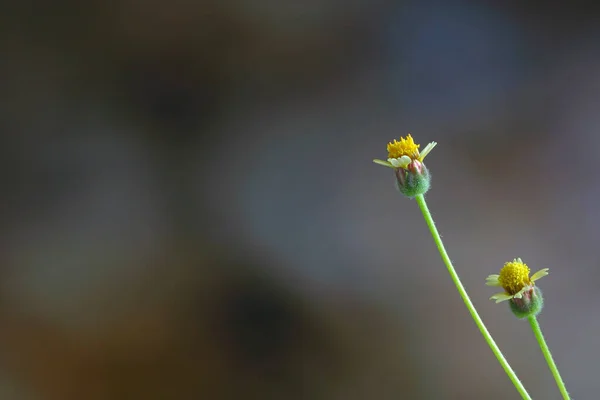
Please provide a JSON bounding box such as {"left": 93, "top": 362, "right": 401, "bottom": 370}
{"left": 486, "top": 259, "right": 548, "bottom": 304}
{"left": 498, "top": 259, "right": 532, "bottom": 295}
{"left": 387, "top": 134, "right": 420, "bottom": 159}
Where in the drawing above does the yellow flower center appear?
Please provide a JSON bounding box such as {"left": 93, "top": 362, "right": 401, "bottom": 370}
{"left": 498, "top": 260, "right": 532, "bottom": 295}
{"left": 387, "top": 134, "right": 421, "bottom": 159}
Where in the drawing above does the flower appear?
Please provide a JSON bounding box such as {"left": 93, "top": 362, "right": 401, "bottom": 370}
{"left": 373, "top": 134, "right": 437, "bottom": 170}
{"left": 486, "top": 258, "right": 549, "bottom": 303}
{"left": 373, "top": 134, "right": 437, "bottom": 197}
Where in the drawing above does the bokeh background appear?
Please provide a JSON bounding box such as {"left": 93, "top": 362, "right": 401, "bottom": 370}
{"left": 1, "top": 1, "right": 599, "bottom": 399}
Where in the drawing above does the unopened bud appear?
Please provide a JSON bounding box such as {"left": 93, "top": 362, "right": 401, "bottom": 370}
{"left": 509, "top": 286, "right": 544, "bottom": 319}
{"left": 394, "top": 160, "right": 431, "bottom": 198}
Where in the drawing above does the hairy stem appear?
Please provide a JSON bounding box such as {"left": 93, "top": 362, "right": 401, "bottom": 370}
{"left": 528, "top": 316, "right": 570, "bottom": 399}
{"left": 414, "top": 194, "right": 531, "bottom": 399}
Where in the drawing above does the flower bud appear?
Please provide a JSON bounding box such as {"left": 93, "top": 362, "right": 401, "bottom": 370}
{"left": 394, "top": 160, "right": 431, "bottom": 197}
{"left": 509, "top": 286, "right": 544, "bottom": 319}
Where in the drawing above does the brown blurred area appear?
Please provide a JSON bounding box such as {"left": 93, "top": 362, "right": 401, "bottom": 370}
{"left": 1, "top": 1, "right": 600, "bottom": 399}
{"left": 0, "top": 242, "right": 416, "bottom": 399}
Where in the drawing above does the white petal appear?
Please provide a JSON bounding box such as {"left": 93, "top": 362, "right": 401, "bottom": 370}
{"left": 485, "top": 275, "right": 501, "bottom": 286}
{"left": 388, "top": 156, "right": 411, "bottom": 168}
{"left": 419, "top": 141, "right": 437, "bottom": 160}
{"left": 490, "top": 293, "right": 513, "bottom": 303}
{"left": 531, "top": 268, "right": 549, "bottom": 282}
{"left": 373, "top": 159, "right": 394, "bottom": 168}
{"left": 388, "top": 158, "right": 402, "bottom": 168}
{"left": 398, "top": 155, "right": 411, "bottom": 167}
{"left": 513, "top": 287, "right": 528, "bottom": 299}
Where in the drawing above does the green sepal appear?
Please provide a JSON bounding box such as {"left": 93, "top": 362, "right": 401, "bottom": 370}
{"left": 509, "top": 286, "right": 544, "bottom": 319}
{"left": 395, "top": 162, "right": 431, "bottom": 198}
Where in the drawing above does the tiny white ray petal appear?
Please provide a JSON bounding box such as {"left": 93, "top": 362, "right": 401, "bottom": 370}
{"left": 485, "top": 275, "right": 500, "bottom": 286}
{"left": 495, "top": 297, "right": 512, "bottom": 304}
{"left": 531, "top": 268, "right": 549, "bottom": 282}
{"left": 388, "top": 158, "right": 402, "bottom": 168}
{"left": 420, "top": 141, "right": 437, "bottom": 160}
{"left": 513, "top": 286, "right": 528, "bottom": 299}
{"left": 490, "top": 292, "right": 512, "bottom": 303}
{"left": 388, "top": 157, "right": 411, "bottom": 168}
{"left": 485, "top": 281, "right": 502, "bottom": 287}
{"left": 373, "top": 159, "right": 394, "bottom": 168}
{"left": 398, "top": 155, "right": 412, "bottom": 167}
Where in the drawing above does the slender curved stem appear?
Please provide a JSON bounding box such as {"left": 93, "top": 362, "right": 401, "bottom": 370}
{"left": 414, "top": 194, "right": 531, "bottom": 399}
{"left": 528, "top": 316, "right": 570, "bottom": 399}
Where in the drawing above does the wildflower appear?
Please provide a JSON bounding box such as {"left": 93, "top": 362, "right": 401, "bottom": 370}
{"left": 373, "top": 134, "right": 437, "bottom": 197}
{"left": 373, "top": 134, "right": 437, "bottom": 170}
{"left": 486, "top": 258, "right": 549, "bottom": 318}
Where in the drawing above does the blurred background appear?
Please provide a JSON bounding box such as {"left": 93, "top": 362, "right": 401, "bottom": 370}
{"left": 1, "top": 0, "right": 599, "bottom": 398}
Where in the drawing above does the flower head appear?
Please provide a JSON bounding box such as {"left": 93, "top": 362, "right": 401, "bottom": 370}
{"left": 373, "top": 134, "right": 437, "bottom": 197}
{"left": 486, "top": 258, "right": 549, "bottom": 303}
{"left": 387, "top": 135, "right": 420, "bottom": 160}
{"left": 373, "top": 134, "right": 437, "bottom": 170}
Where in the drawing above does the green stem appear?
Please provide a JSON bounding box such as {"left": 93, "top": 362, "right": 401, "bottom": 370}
{"left": 414, "top": 194, "right": 531, "bottom": 400}
{"left": 528, "top": 316, "right": 570, "bottom": 399}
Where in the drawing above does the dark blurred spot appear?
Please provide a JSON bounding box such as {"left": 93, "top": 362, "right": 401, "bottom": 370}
{"left": 0, "top": 138, "right": 90, "bottom": 227}
{"left": 120, "top": 62, "right": 222, "bottom": 134}
{"left": 216, "top": 274, "right": 299, "bottom": 370}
